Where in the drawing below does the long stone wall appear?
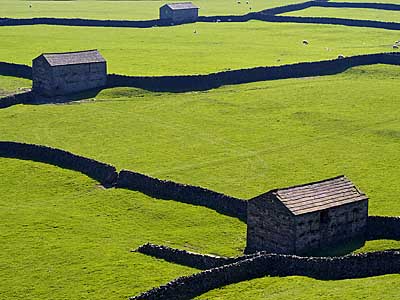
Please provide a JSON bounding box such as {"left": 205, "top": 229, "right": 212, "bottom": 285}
{"left": 131, "top": 249, "right": 400, "bottom": 300}
{"left": 135, "top": 243, "right": 240, "bottom": 270}
{"left": 0, "top": 91, "right": 33, "bottom": 109}
{"left": 315, "top": 1, "right": 400, "bottom": 11}
{"left": 2, "top": 1, "right": 400, "bottom": 30}
{"left": 107, "top": 52, "right": 400, "bottom": 92}
{"left": 133, "top": 215, "right": 400, "bottom": 299}
{"left": 136, "top": 214, "right": 400, "bottom": 269}
{"left": 0, "top": 141, "right": 247, "bottom": 221}
{"left": 260, "top": 1, "right": 400, "bottom": 15}
{"left": 0, "top": 62, "right": 32, "bottom": 79}
{"left": 2, "top": 52, "right": 400, "bottom": 96}
{"left": 0, "top": 141, "right": 118, "bottom": 185}
{"left": 255, "top": 14, "right": 400, "bottom": 30}
{"left": 367, "top": 216, "right": 400, "bottom": 240}
{"left": 116, "top": 170, "right": 247, "bottom": 221}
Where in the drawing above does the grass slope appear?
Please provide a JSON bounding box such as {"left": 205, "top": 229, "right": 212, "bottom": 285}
{"left": 1, "top": 2, "right": 399, "bottom": 298}
{"left": 0, "top": 65, "right": 399, "bottom": 214}
{"left": 0, "top": 157, "right": 245, "bottom": 299}
{"left": 0, "top": 23, "right": 398, "bottom": 76}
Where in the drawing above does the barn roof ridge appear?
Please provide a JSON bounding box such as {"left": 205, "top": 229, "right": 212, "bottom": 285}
{"left": 269, "top": 175, "right": 347, "bottom": 193}
{"left": 39, "top": 49, "right": 100, "bottom": 56}
{"left": 163, "top": 2, "right": 199, "bottom": 10}
{"left": 34, "top": 49, "right": 106, "bottom": 67}
{"left": 253, "top": 175, "right": 368, "bottom": 216}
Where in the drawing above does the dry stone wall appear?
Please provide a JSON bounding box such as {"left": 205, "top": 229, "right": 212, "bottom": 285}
{"left": 2, "top": 1, "right": 400, "bottom": 30}
{"left": 0, "top": 91, "right": 33, "bottom": 109}
{"left": 0, "top": 142, "right": 247, "bottom": 221}
{"left": 2, "top": 53, "right": 400, "bottom": 96}
{"left": 116, "top": 170, "right": 247, "bottom": 221}
{"left": 0, "top": 62, "right": 32, "bottom": 79}
{"left": 0, "top": 141, "right": 118, "bottom": 185}
{"left": 367, "top": 216, "right": 400, "bottom": 240}
{"left": 131, "top": 250, "right": 400, "bottom": 300}
{"left": 107, "top": 53, "right": 400, "bottom": 92}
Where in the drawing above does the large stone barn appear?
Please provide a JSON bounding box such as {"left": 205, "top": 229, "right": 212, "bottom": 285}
{"left": 32, "top": 49, "right": 107, "bottom": 97}
{"left": 159, "top": 2, "right": 199, "bottom": 23}
{"left": 246, "top": 175, "right": 369, "bottom": 255}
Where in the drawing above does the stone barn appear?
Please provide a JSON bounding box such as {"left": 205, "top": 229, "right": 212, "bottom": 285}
{"left": 159, "top": 2, "right": 199, "bottom": 23}
{"left": 32, "top": 49, "right": 107, "bottom": 97}
{"left": 246, "top": 175, "right": 369, "bottom": 255}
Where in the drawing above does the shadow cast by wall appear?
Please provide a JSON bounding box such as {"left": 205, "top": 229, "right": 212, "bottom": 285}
{"left": 29, "top": 88, "right": 103, "bottom": 105}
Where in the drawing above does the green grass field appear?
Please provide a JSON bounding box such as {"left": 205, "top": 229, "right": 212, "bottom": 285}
{"left": 1, "top": 0, "right": 400, "bottom": 299}
{"left": 2, "top": 0, "right": 305, "bottom": 20}
{"left": 0, "top": 23, "right": 398, "bottom": 76}
{"left": 0, "top": 76, "right": 31, "bottom": 97}
{"left": 283, "top": 7, "right": 400, "bottom": 23}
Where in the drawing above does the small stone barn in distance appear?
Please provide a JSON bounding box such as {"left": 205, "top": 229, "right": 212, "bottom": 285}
{"left": 32, "top": 49, "right": 107, "bottom": 97}
{"left": 246, "top": 175, "right": 369, "bottom": 255}
{"left": 160, "top": 2, "right": 199, "bottom": 23}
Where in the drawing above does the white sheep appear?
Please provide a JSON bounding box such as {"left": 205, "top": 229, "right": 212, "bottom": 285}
{"left": 302, "top": 40, "right": 309, "bottom": 45}
{"left": 393, "top": 44, "right": 399, "bottom": 49}
{"left": 246, "top": 1, "right": 249, "bottom": 4}
{"left": 237, "top": 0, "right": 241, "bottom": 4}
{"left": 337, "top": 54, "right": 345, "bottom": 59}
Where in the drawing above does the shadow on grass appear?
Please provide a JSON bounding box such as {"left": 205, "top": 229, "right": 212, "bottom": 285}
{"left": 30, "top": 88, "right": 103, "bottom": 105}
{"left": 307, "top": 238, "right": 366, "bottom": 257}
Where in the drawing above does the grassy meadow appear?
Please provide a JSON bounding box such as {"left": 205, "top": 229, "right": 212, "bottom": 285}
{"left": 0, "top": 23, "right": 399, "bottom": 76}
{"left": 0, "top": 76, "right": 31, "bottom": 97}
{"left": 1, "top": 0, "right": 400, "bottom": 299}
{"left": 283, "top": 7, "right": 400, "bottom": 23}
{"left": 1, "top": 0, "right": 306, "bottom": 20}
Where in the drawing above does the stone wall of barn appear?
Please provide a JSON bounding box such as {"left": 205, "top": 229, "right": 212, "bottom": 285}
{"left": 295, "top": 200, "right": 369, "bottom": 254}
{"left": 246, "top": 194, "right": 296, "bottom": 254}
{"left": 51, "top": 62, "right": 107, "bottom": 96}
{"left": 32, "top": 57, "right": 54, "bottom": 96}
{"left": 160, "top": 7, "right": 198, "bottom": 23}
{"left": 32, "top": 59, "right": 107, "bottom": 97}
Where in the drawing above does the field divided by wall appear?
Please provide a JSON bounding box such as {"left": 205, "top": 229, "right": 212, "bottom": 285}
{"left": 0, "top": 0, "right": 399, "bottom": 299}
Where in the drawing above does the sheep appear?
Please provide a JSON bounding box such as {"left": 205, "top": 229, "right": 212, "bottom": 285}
{"left": 193, "top": 29, "right": 197, "bottom": 34}
{"left": 393, "top": 44, "right": 399, "bottom": 49}
{"left": 337, "top": 54, "right": 345, "bottom": 59}
{"left": 29, "top": 4, "right": 32, "bottom": 8}
{"left": 246, "top": 1, "right": 249, "bottom": 4}
{"left": 237, "top": 0, "right": 241, "bottom": 4}
{"left": 302, "top": 40, "right": 309, "bottom": 45}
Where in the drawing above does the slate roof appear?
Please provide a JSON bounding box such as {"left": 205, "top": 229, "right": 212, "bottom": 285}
{"left": 266, "top": 175, "right": 368, "bottom": 215}
{"left": 37, "top": 50, "right": 106, "bottom": 67}
{"left": 163, "top": 2, "right": 199, "bottom": 10}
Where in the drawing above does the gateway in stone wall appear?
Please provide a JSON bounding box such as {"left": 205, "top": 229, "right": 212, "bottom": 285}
{"left": 32, "top": 49, "right": 107, "bottom": 97}
{"left": 246, "top": 175, "right": 369, "bottom": 255}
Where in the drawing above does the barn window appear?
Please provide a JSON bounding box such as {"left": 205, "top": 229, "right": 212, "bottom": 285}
{"left": 320, "top": 210, "right": 329, "bottom": 224}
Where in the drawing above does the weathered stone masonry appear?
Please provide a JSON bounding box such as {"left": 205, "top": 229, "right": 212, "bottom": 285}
{"left": 246, "top": 176, "right": 369, "bottom": 254}
{"left": 32, "top": 49, "right": 107, "bottom": 97}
